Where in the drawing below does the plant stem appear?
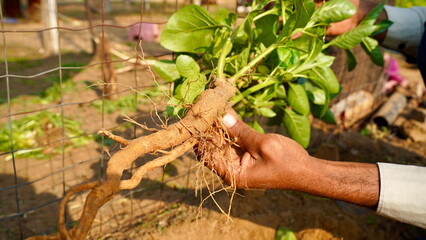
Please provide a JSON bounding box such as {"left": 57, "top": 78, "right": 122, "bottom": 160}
{"left": 232, "top": 78, "right": 276, "bottom": 103}
{"left": 217, "top": 38, "right": 232, "bottom": 79}
{"left": 253, "top": 8, "right": 278, "bottom": 21}
{"left": 230, "top": 43, "right": 278, "bottom": 83}
{"left": 281, "top": 0, "right": 288, "bottom": 26}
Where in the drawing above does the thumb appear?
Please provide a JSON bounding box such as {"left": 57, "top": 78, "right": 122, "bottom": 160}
{"left": 222, "top": 111, "right": 261, "bottom": 153}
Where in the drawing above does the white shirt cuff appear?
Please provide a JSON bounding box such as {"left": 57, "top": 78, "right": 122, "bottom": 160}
{"left": 382, "top": 6, "right": 426, "bottom": 58}
{"left": 377, "top": 162, "right": 426, "bottom": 228}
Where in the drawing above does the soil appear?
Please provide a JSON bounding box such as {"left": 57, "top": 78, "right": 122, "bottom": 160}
{"left": 1, "top": 3, "right": 426, "bottom": 240}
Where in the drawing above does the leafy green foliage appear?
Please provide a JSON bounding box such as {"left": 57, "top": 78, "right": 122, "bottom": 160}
{"left": 287, "top": 82, "right": 309, "bottom": 115}
{"left": 37, "top": 80, "right": 76, "bottom": 104}
{"left": 0, "top": 112, "right": 90, "bottom": 160}
{"left": 396, "top": 0, "right": 426, "bottom": 7}
{"left": 283, "top": 109, "right": 310, "bottom": 148}
{"left": 345, "top": 49, "right": 357, "bottom": 71}
{"left": 361, "top": 37, "right": 383, "bottom": 66}
{"left": 312, "top": 0, "right": 356, "bottom": 23}
{"left": 155, "top": 0, "right": 388, "bottom": 148}
{"left": 160, "top": 5, "right": 227, "bottom": 53}
{"left": 329, "top": 24, "right": 378, "bottom": 49}
{"left": 153, "top": 60, "right": 180, "bottom": 82}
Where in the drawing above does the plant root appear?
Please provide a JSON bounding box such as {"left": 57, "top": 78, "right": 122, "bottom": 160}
{"left": 97, "top": 130, "right": 130, "bottom": 146}
{"left": 119, "top": 138, "right": 197, "bottom": 190}
{"left": 28, "top": 80, "right": 235, "bottom": 240}
{"left": 122, "top": 113, "right": 159, "bottom": 132}
{"left": 194, "top": 120, "right": 239, "bottom": 222}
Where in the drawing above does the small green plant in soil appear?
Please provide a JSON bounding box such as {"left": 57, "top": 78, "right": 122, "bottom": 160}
{"left": 90, "top": 85, "right": 166, "bottom": 113}
{"left": 0, "top": 111, "right": 90, "bottom": 160}
{"left": 0, "top": 62, "right": 84, "bottom": 105}
{"left": 0, "top": 57, "right": 43, "bottom": 71}
{"left": 34, "top": 62, "right": 85, "bottom": 103}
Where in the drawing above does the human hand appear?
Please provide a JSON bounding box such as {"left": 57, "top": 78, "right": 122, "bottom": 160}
{"left": 199, "top": 109, "right": 379, "bottom": 207}
{"left": 201, "top": 109, "right": 311, "bottom": 190}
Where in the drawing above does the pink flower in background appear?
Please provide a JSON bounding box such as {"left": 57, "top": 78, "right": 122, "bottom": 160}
{"left": 384, "top": 57, "right": 408, "bottom": 93}
{"left": 128, "top": 23, "right": 159, "bottom": 42}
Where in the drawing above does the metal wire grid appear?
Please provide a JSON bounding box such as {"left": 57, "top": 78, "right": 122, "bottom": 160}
{"left": 0, "top": 1, "right": 186, "bottom": 238}
{"left": 0, "top": 1, "right": 387, "bottom": 239}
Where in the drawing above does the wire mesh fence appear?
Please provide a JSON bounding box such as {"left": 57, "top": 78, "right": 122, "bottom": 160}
{"left": 0, "top": 1, "right": 188, "bottom": 238}
{"left": 0, "top": 0, "right": 393, "bottom": 239}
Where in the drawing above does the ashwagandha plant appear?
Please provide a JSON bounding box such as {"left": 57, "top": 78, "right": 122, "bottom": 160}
{"left": 154, "top": 0, "right": 390, "bottom": 147}
{"left": 29, "top": 1, "right": 390, "bottom": 239}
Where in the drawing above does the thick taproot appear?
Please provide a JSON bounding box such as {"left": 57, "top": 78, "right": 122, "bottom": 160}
{"left": 106, "top": 81, "right": 235, "bottom": 182}
{"left": 65, "top": 81, "right": 235, "bottom": 240}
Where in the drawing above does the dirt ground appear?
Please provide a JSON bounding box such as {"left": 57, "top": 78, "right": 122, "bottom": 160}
{"left": 1, "top": 2, "right": 426, "bottom": 240}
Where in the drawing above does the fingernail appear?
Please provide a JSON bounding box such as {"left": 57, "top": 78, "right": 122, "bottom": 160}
{"left": 223, "top": 113, "right": 237, "bottom": 128}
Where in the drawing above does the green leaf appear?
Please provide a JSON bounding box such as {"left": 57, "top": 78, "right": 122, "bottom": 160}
{"left": 258, "top": 84, "right": 277, "bottom": 102}
{"left": 160, "top": 5, "right": 223, "bottom": 53}
{"left": 300, "top": 78, "right": 326, "bottom": 105}
{"left": 279, "top": 12, "right": 296, "bottom": 40}
{"left": 214, "top": 8, "right": 236, "bottom": 26}
{"left": 309, "top": 66, "right": 340, "bottom": 94}
{"left": 277, "top": 46, "right": 300, "bottom": 68}
{"left": 372, "top": 19, "right": 393, "bottom": 36}
{"left": 308, "top": 87, "right": 326, "bottom": 105}
{"left": 344, "top": 49, "right": 357, "bottom": 71}
{"left": 303, "top": 68, "right": 334, "bottom": 116}
{"left": 212, "top": 28, "right": 230, "bottom": 57}
{"left": 283, "top": 109, "right": 310, "bottom": 148}
{"left": 277, "top": 1, "right": 315, "bottom": 41}
{"left": 232, "top": 11, "right": 256, "bottom": 45}
{"left": 294, "top": 1, "right": 316, "bottom": 29}
{"left": 361, "top": 37, "right": 384, "bottom": 66}
{"left": 180, "top": 73, "right": 207, "bottom": 103}
{"left": 166, "top": 97, "right": 185, "bottom": 116}
{"left": 287, "top": 82, "right": 310, "bottom": 115}
{"left": 311, "top": 104, "right": 336, "bottom": 123}
{"left": 313, "top": 53, "right": 335, "bottom": 68}
{"left": 248, "top": 118, "right": 264, "bottom": 133}
{"left": 176, "top": 55, "right": 200, "bottom": 78}
{"left": 275, "top": 227, "right": 297, "bottom": 240}
{"left": 255, "top": 14, "right": 278, "bottom": 47}
{"left": 258, "top": 107, "right": 276, "bottom": 118}
{"left": 360, "top": 3, "right": 385, "bottom": 26}
{"left": 274, "top": 83, "right": 286, "bottom": 99}
{"left": 251, "top": 0, "right": 275, "bottom": 11}
{"left": 305, "top": 37, "right": 325, "bottom": 64}
{"left": 173, "top": 80, "right": 184, "bottom": 99}
{"left": 329, "top": 24, "right": 378, "bottom": 49}
{"left": 153, "top": 60, "right": 180, "bottom": 82}
{"left": 257, "top": 65, "right": 271, "bottom": 74}
{"left": 312, "top": 0, "right": 356, "bottom": 23}
{"left": 233, "top": 48, "right": 250, "bottom": 73}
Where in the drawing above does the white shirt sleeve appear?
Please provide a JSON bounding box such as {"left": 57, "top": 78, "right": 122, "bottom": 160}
{"left": 382, "top": 6, "right": 426, "bottom": 58}
{"left": 377, "top": 162, "right": 426, "bottom": 228}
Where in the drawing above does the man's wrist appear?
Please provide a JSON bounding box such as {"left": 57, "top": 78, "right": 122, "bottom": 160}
{"left": 290, "top": 156, "right": 380, "bottom": 208}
